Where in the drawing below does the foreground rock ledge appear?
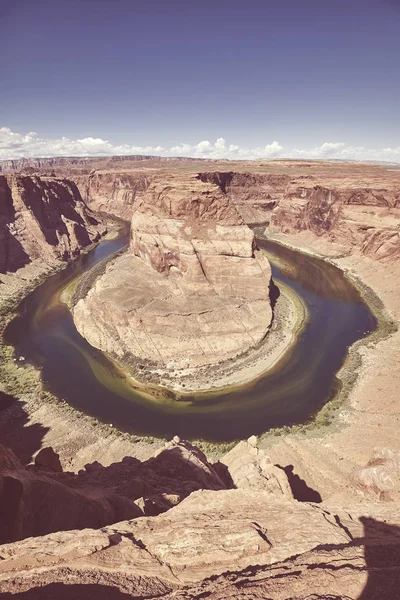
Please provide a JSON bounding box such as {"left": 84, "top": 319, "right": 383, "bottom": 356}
{"left": 3, "top": 437, "right": 400, "bottom": 598}
{"left": 73, "top": 173, "right": 273, "bottom": 375}
{"left": 2, "top": 489, "right": 400, "bottom": 599}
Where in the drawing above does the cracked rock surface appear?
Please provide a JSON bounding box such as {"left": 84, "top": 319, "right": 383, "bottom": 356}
{"left": 2, "top": 489, "right": 400, "bottom": 599}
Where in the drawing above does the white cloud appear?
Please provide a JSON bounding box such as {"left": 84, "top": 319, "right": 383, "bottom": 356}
{"left": 215, "top": 137, "right": 226, "bottom": 150}
{"left": 195, "top": 140, "right": 214, "bottom": 154}
{"left": 290, "top": 141, "right": 400, "bottom": 163}
{"left": 0, "top": 127, "right": 399, "bottom": 163}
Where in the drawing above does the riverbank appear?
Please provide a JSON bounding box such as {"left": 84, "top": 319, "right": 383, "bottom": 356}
{"left": 136, "top": 279, "right": 307, "bottom": 393}
{"left": 257, "top": 228, "right": 400, "bottom": 503}
{"left": 0, "top": 228, "right": 167, "bottom": 471}
{"left": 1, "top": 227, "right": 394, "bottom": 485}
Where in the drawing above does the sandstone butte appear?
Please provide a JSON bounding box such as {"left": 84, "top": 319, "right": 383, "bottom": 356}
{"left": 73, "top": 173, "right": 273, "bottom": 376}
{"left": 1, "top": 156, "right": 400, "bottom": 599}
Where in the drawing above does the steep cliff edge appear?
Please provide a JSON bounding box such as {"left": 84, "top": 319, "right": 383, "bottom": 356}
{"left": 0, "top": 436, "right": 296, "bottom": 545}
{"left": 2, "top": 479, "right": 400, "bottom": 598}
{"left": 198, "top": 169, "right": 400, "bottom": 261}
{"left": 4, "top": 436, "right": 400, "bottom": 599}
{"left": 270, "top": 182, "right": 400, "bottom": 261}
{"left": 73, "top": 173, "right": 273, "bottom": 384}
{"left": 81, "top": 170, "right": 153, "bottom": 220}
{"left": 0, "top": 175, "right": 105, "bottom": 276}
{"left": 70, "top": 162, "right": 400, "bottom": 263}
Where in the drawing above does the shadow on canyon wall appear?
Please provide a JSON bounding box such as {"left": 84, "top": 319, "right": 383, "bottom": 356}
{"left": 0, "top": 393, "right": 49, "bottom": 465}
{"left": 278, "top": 463, "right": 323, "bottom": 503}
{"left": 0, "top": 231, "right": 31, "bottom": 275}
{"left": 0, "top": 585, "right": 134, "bottom": 600}
{"left": 2, "top": 517, "right": 400, "bottom": 599}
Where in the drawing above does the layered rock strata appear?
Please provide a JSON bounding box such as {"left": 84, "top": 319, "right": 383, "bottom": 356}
{"left": 71, "top": 160, "right": 400, "bottom": 262}
{"left": 0, "top": 436, "right": 296, "bottom": 545}
{"left": 73, "top": 174, "right": 273, "bottom": 374}
{"left": 4, "top": 157, "right": 400, "bottom": 264}
{"left": 2, "top": 487, "right": 400, "bottom": 598}
{"left": 4, "top": 436, "right": 400, "bottom": 598}
{"left": 269, "top": 182, "right": 400, "bottom": 261}
{"left": 0, "top": 174, "right": 105, "bottom": 275}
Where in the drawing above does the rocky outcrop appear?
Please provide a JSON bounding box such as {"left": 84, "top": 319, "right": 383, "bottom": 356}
{"left": 220, "top": 435, "right": 294, "bottom": 498}
{"left": 0, "top": 437, "right": 250, "bottom": 544}
{"left": 0, "top": 444, "right": 141, "bottom": 544}
{"left": 198, "top": 171, "right": 290, "bottom": 224}
{"left": 269, "top": 183, "right": 400, "bottom": 261}
{"left": 0, "top": 174, "right": 105, "bottom": 274}
{"left": 2, "top": 488, "right": 400, "bottom": 599}
{"left": 198, "top": 170, "right": 400, "bottom": 262}
{"left": 82, "top": 170, "right": 153, "bottom": 219}
{"left": 73, "top": 173, "right": 273, "bottom": 378}
{"left": 350, "top": 447, "right": 400, "bottom": 501}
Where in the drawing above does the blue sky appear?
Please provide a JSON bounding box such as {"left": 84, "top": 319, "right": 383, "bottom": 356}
{"left": 1, "top": 0, "right": 399, "bottom": 161}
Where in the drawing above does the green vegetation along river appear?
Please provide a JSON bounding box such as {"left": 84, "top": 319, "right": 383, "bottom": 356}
{"left": 5, "top": 230, "right": 377, "bottom": 442}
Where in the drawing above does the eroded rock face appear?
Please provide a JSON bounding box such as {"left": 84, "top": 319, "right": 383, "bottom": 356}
{"left": 269, "top": 182, "right": 400, "bottom": 261}
{"left": 0, "top": 438, "right": 233, "bottom": 543}
{"left": 3, "top": 435, "right": 400, "bottom": 598}
{"left": 2, "top": 489, "right": 400, "bottom": 599}
{"left": 0, "top": 174, "right": 105, "bottom": 274}
{"left": 0, "top": 444, "right": 141, "bottom": 544}
{"left": 83, "top": 170, "right": 153, "bottom": 220}
{"left": 220, "top": 436, "right": 294, "bottom": 499}
{"left": 74, "top": 173, "right": 273, "bottom": 373}
{"left": 68, "top": 162, "right": 400, "bottom": 263}
{"left": 350, "top": 447, "right": 400, "bottom": 501}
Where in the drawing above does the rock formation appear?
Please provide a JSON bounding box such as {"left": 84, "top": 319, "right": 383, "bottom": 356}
{"left": 1, "top": 433, "right": 305, "bottom": 543}
{"left": 73, "top": 173, "right": 273, "bottom": 377}
{"left": 350, "top": 447, "right": 400, "bottom": 501}
{"left": 0, "top": 437, "right": 232, "bottom": 544}
{"left": 82, "top": 170, "right": 153, "bottom": 220}
{"left": 59, "top": 160, "right": 400, "bottom": 262}
{"left": 220, "top": 436, "right": 294, "bottom": 498}
{"left": 5, "top": 157, "right": 396, "bottom": 263}
{"left": 270, "top": 182, "right": 400, "bottom": 261}
{"left": 2, "top": 158, "right": 400, "bottom": 598}
{"left": 2, "top": 469, "right": 400, "bottom": 598}
{"left": 0, "top": 443, "right": 141, "bottom": 544}
{"left": 0, "top": 174, "right": 105, "bottom": 275}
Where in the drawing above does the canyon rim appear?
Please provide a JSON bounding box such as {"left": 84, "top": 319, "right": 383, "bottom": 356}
{"left": 0, "top": 156, "right": 400, "bottom": 599}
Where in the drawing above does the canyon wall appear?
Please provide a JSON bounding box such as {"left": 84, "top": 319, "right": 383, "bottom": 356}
{"left": 81, "top": 170, "right": 153, "bottom": 219}
{"left": 0, "top": 174, "right": 105, "bottom": 276}
{"left": 68, "top": 161, "right": 400, "bottom": 263}
{"left": 200, "top": 170, "right": 400, "bottom": 262}
{"left": 0, "top": 154, "right": 202, "bottom": 174}
{"left": 270, "top": 182, "right": 400, "bottom": 261}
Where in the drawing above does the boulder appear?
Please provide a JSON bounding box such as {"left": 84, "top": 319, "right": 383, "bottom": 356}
{"left": 220, "top": 436, "right": 294, "bottom": 499}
